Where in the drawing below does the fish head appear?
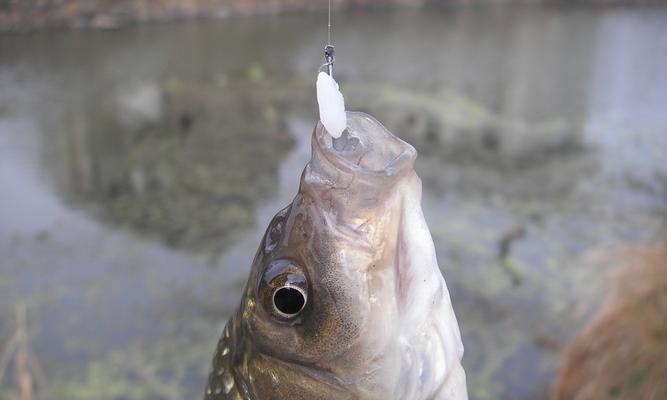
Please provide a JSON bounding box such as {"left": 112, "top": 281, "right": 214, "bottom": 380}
{"left": 219, "top": 112, "right": 466, "bottom": 399}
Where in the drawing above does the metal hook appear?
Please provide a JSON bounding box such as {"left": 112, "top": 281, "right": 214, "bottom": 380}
{"left": 324, "top": 45, "right": 335, "bottom": 77}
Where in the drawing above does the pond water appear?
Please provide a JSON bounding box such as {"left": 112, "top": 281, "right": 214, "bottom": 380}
{"left": 0, "top": 6, "right": 666, "bottom": 400}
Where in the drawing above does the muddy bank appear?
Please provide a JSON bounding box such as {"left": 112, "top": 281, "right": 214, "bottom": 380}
{"left": 1, "top": 0, "right": 663, "bottom": 32}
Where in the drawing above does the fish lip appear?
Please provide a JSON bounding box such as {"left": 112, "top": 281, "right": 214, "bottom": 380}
{"left": 313, "top": 111, "right": 417, "bottom": 181}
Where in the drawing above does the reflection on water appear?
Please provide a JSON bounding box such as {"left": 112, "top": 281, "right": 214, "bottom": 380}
{"left": 0, "top": 6, "right": 666, "bottom": 400}
{"left": 55, "top": 81, "right": 293, "bottom": 251}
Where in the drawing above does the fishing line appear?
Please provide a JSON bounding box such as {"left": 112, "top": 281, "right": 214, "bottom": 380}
{"left": 328, "top": 0, "right": 331, "bottom": 45}
{"left": 323, "top": 0, "right": 335, "bottom": 77}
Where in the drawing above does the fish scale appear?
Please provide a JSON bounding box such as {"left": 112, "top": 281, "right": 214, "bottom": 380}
{"left": 205, "top": 322, "right": 243, "bottom": 400}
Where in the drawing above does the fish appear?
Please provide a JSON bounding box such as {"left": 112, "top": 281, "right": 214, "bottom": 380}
{"left": 205, "top": 112, "right": 467, "bottom": 400}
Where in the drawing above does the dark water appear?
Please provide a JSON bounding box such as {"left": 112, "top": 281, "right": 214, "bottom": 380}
{"left": 0, "top": 6, "right": 666, "bottom": 400}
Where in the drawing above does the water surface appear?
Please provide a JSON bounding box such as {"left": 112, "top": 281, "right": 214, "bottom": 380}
{"left": 0, "top": 6, "right": 666, "bottom": 400}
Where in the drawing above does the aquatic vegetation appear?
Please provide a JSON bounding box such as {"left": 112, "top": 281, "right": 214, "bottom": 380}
{"left": 57, "top": 71, "right": 593, "bottom": 250}
{"left": 345, "top": 82, "right": 592, "bottom": 202}
{"left": 54, "top": 81, "right": 294, "bottom": 253}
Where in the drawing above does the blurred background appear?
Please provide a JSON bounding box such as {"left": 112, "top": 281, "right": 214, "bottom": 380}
{"left": 0, "top": 1, "right": 666, "bottom": 399}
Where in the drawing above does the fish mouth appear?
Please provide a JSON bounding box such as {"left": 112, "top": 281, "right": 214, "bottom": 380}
{"left": 303, "top": 111, "right": 418, "bottom": 241}
{"left": 312, "top": 111, "right": 416, "bottom": 181}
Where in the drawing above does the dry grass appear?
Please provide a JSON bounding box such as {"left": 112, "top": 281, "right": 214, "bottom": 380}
{"left": 553, "top": 245, "right": 667, "bottom": 400}
{"left": 0, "top": 304, "right": 45, "bottom": 400}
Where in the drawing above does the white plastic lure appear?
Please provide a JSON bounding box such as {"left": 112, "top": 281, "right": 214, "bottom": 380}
{"left": 316, "top": 71, "right": 347, "bottom": 139}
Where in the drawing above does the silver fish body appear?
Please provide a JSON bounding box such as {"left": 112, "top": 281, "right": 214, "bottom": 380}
{"left": 205, "top": 112, "right": 467, "bottom": 400}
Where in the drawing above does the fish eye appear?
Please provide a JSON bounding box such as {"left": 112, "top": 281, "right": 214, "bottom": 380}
{"left": 273, "top": 286, "right": 306, "bottom": 316}
{"left": 258, "top": 259, "right": 309, "bottom": 322}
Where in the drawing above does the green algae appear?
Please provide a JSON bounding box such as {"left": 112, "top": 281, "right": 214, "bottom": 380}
{"left": 55, "top": 80, "right": 294, "bottom": 253}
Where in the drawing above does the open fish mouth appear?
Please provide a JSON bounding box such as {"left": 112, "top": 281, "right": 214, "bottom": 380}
{"left": 313, "top": 111, "right": 416, "bottom": 176}
{"left": 305, "top": 111, "right": 417, "bottom": 231}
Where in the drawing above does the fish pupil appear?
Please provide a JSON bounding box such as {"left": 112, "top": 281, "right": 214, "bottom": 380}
{"left": 273, "top": 287, "right": 306, "bottom": 315}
